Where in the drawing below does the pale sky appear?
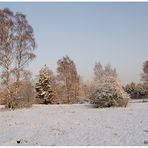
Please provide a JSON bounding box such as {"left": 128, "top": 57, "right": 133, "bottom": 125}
{"left": 0, "top": 2, "right": 148, "bottom": 85}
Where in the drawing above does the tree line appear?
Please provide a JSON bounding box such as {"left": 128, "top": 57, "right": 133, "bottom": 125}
{"left": 0, "top": 8, "right": 148, "bottom": 109}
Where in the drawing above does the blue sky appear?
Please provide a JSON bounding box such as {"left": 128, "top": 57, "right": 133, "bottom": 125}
{"left": 0, "top": 2, "right": 148, "bottom": 85}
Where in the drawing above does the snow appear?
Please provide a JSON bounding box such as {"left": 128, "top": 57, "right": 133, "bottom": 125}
{"left": 0, "top": 102, "right": 148, "bottom": 146}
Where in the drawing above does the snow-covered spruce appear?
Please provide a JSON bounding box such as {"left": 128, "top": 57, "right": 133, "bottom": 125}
{"left": 90, "top": 75, "right": 130, "bottom": 108}
{"left": 35, "top": 65, "right": 54, "bottom": 104}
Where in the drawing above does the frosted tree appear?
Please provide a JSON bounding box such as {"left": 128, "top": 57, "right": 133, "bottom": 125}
{"left": 90, "top": 75, "right": 130, "bottom": 108}
{"left": 140, "top": 60, "right": 148, "bottom": 97}
{"left": 35, "top": 65, "right": 54, "bottom": 104}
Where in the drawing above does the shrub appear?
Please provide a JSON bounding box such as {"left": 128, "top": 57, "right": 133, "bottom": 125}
{"left": 2, "top": 80, "right": 35, "bottom": 109}
{"left": 90, "top": 75, "right": 130, "bottom": 108}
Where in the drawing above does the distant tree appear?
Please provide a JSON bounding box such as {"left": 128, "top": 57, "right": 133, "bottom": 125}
{"left": 94, "top": 62, "right": 104, "bottom": 82}
{"left": 142, "top": 60, "right": 148, "bottom": 87}
{"left": 57, "top": 56, "right": 80, "bottom": 103}
{"left": 70, "top": 65, "right": 80, "bottom": 102}
{"left": 0, "top": 8, "right": 36, "bottom": 108}
{"left": 35, "top": 65, "right": 54, "bottom": 104}
{"left": 104, "top": 63, "right": 117, "bottom": 78}
{"left": 125, "top": 82, "right": 147, "bottom": 99}
{"left": 93, "top": 62, "right": 117, "bottom": 88}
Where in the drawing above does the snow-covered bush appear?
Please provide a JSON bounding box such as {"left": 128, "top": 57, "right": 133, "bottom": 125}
{"left": 90, "top": 75, "right": 130, "bottom": 108}
{"left": 35, "top": 65, "right": 54, "bottom": 104}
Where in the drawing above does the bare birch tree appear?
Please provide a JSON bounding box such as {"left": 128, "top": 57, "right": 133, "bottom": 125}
{"left": 0, "top": 8, "right": 36, "bottom": 108}
{"left": 0, "top": 8, "right": 15, "bottom": 107}
{"left": 13, "top": 12, "right": 36, "bottom": 96}
{"left": 57, "top": 56, "right": 80, "bottom": 103}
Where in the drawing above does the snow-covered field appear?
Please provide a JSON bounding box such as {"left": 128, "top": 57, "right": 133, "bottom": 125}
{"left": 0, "top": 102, "right": 148, "bottom": 146}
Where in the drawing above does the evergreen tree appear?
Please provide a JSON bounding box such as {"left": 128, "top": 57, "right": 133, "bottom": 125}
{"left": 35, "top": 65, "right": 54, "bottom": 104}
